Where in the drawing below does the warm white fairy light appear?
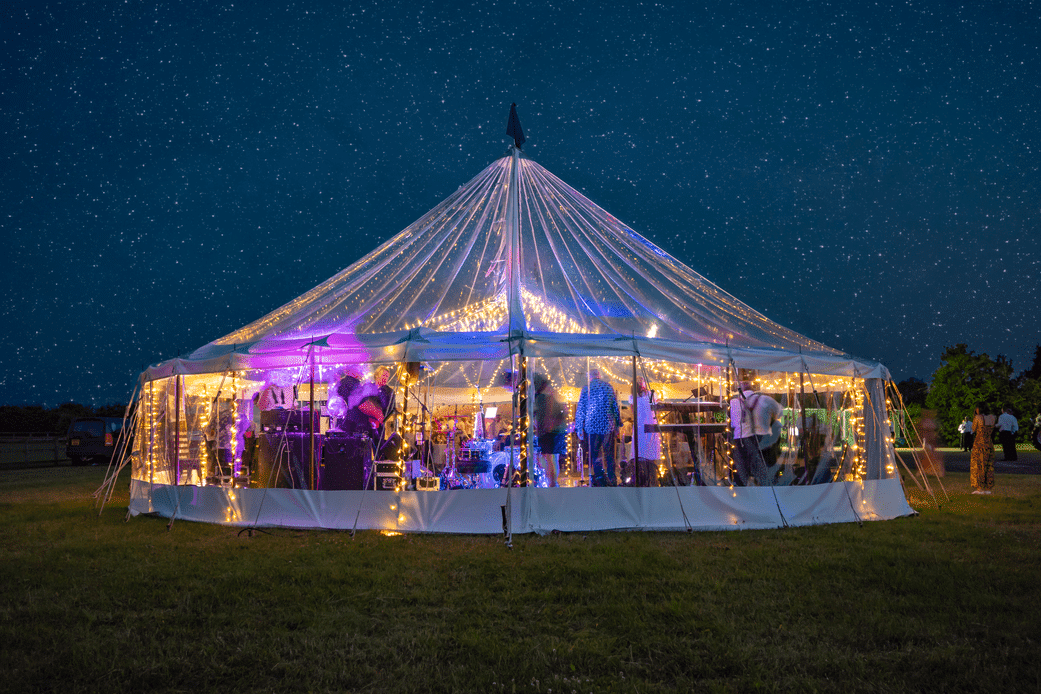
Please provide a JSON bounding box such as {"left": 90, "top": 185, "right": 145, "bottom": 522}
{"left": 422, "top": 294, "right": 509, "bottom": 332}
{"left": 850, "top": 380, "right": 866, "bottom": 481}
{"left": 395, "top": 363, "right": 411, "bottom": 492}
{"left": 417, "top": 287, "right": 598, "bottom": 335}
{"left": 146, "top": 382, "right": 156, "bottom": 483}
{"left": 199, "top": 386, "right": 211, "bottom": 485}
{"left": 223, "top": 488, "right": 241, "bottom": 523}
{"left": 230, "top": 372, "right": 241, "bottom": 482}
{"left": 722, "top": 364, "right": 737, "bottom": 488}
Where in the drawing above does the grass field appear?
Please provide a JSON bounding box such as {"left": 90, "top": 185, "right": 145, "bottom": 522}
{"left": 2, "top": 464, "right": 1040, "bottom": 693}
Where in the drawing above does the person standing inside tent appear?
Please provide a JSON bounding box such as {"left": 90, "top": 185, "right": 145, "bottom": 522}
{"left": 334, "top": 366, "right": 374, "bottom": 438}
{"left": 574, "top": 368, "right": 622, "bottom": 487}
{"left": 970, "top": 403, "right": 997, "bottom": 494}
{"left": 533, "top": 372, "right": 567, "bottom": 487}
{"left": 729, "top": 380, "right": 783, "bottom": 486}
{"left": 958, "top": 416, "right": 974, "bottom": 452}
{"left": 367, "top": 366, "right": 396, "bottom": 459}
{"left": 257, "top": 376, "right": 292, "bottom": 412}
{"left": 996, "top": 406, "right": 1019, "bottom": 462}
{"left": 628, "top": 378, "right": 661, "bottom": 469}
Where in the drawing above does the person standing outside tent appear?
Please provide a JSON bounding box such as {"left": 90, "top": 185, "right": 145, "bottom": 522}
{"left": 996, "top": 406, "right": 1019, "bottom": 462}
{"left": 729, "top": 380, "right": 783, "bottom": 486}
{"left": 970, "top": 403, "right": 996, "bottom": 494}
{"left": 958, "top": 416, "right": 974, "bottom": 452}
{"left": 574, "top": 368, "right": 622, "bottom": 487}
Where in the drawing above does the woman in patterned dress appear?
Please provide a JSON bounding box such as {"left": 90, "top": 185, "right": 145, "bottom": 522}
{"left": 970, "top": 402, "right": 997, "bottom": 494}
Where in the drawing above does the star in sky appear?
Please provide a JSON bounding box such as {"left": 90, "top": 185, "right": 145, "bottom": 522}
{"left": 2, "top": 0, "right": 1038, "bottom": 405}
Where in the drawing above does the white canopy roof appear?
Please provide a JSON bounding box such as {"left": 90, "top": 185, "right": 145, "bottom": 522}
{"left": 143, "top": 149, "right": 890, "bottom": 383}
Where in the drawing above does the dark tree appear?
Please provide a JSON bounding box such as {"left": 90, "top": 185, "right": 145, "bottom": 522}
{"left": 53, "top": 402, "right": 94, "bottom": 434}
{"left": 0, "top": 405, "right": 51, "bottom": 433}
{"left": 95, "top": 403, "right": 129, "bottom": 418}
{"left": 926, "top": 344, "right": 1015, "bottom": 445}
{"left": 1013, "top": 345, "right": 1041, "bottom": 436}
{"left": 1023, "top": 344, "right": 1041, "bottom": 381}
{"left": 896, "top": 377, "right": 928, "bottom": 407}
{"left": 0, "top": 402, "right": 125, "bottom": 434}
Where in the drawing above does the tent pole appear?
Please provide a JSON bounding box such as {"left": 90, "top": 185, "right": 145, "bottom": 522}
{"left": 581, "top": 357, "right": 590, "bottom": 484}
{"left": 398, "top": 364, "right": 408, "bottom": 488}
{"left": 518, "top": 356, "right": 529, "bottom": 486}
{"left": 507, "top": 144, "right": 523, "bottom": 329}
{"left": 724, "top": 362, "right": 736, "bottom": 487}
{"left": 423, "top": 371, "right": 429, "bottom": 470}
{"left": 524, "top": 357, "right": 532, "bottom": 489}
{"left": 308, "top": 350, "right": 315, "bottom": 491}
{"left": 505, "top": 140, "right": 527, "bottom": 487}
{"left": 168, "top": 374, "right": 184, "bottom": 530}
{"left": 174, "top": 375, "right": 181, "bottom": 486}
{"left": 632, "top": 354, "right": 640, "bottom": 487}
{"left": 148, "top": 381, "right": 154, "bottom": 488}
{"left": 799, "top": 370, "right": 809, "bottom": 482}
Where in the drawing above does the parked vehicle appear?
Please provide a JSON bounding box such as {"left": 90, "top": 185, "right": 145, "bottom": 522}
{"left": 65, "top": 417, "right": 127, "bottom": 465}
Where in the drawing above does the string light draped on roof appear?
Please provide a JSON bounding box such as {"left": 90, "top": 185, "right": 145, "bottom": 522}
{"left": 200, "top": 154, "right": 837, "bottom": 355}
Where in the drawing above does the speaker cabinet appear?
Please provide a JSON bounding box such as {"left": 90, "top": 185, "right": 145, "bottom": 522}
{"left": 321, "top": 434, "right": 371, "bottom": 490}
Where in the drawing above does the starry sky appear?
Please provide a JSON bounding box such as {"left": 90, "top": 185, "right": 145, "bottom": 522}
{"left": 3, "top": 0, "right": 1039, "bottom": 407}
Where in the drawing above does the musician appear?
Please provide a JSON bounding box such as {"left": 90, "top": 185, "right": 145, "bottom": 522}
{"left": 485, "top": 414, "right": 502, "bottom": 442}
{"left": 334, "top": 367, "right": 371, "bottom": 436}
{"left": 257, "top": 378, "right": 292, "bottom": 411}
{"left": 729, "top": 380, "right": 783, "bottom": 486}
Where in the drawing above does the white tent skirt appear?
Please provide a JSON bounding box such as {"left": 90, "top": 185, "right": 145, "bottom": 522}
{"left": 130, "top": 478, "right": 913, "bottom": 534}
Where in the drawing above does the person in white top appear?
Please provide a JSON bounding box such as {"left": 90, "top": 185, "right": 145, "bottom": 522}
{"left": 957, "top": 417, "right": 974, "bottom": 452}
{"left": 996, "top": 407, "right": 1019, "bottom": 462}
{"left": 728, "top": 381, "right": 783, "bottom": 486}
{"left": 628, "top": 379, "right": 661, "bottom": 462}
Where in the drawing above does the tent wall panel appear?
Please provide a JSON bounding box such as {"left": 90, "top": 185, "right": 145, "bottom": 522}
{"left": 130, "top": 479, "right": 913, "bottom": 533}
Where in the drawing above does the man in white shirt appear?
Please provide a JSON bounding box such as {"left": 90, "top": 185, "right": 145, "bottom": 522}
{"left": 729, "top": 381, "right": 783, "bottom": 486}
{"left": 996, "top": 407, "right": 1019, "bottom": 461}
{"left": 957, "top": 417, "right": 973, "bottom": 452}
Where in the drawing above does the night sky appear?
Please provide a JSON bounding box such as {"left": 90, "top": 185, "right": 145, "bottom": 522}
{"left": 3, "top": 1, "right": 1039, "bottom": 407}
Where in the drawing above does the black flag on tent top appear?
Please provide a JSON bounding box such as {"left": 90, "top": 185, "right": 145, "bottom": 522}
{"left": 506, "top": 103, "right": 525, "bottom": 149}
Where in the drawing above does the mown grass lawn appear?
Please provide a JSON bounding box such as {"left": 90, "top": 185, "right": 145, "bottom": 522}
{"left": 1, "top": 465, "right": 1039, "bottom": 693}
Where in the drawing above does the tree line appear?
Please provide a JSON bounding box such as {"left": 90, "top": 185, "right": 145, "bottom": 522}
{"left": 900, "top": 344, "right": 1041, "bottom": 447}
{"left": 0, "top": 403, "right": 129, "bottom": 436}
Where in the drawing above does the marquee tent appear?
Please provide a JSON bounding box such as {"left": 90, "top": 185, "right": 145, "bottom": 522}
{"left": 125, "top": 112, "right": 914, "bottom": 534}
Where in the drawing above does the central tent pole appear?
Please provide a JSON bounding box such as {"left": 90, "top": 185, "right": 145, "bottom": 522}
{"left": 506, "top": 122, "right": 532, "bottom": 484}
{"left": 503, "top": 104, "right": 528, "bottom": 542}
{"left": 519, "top": 356, "right": 529, "bottom": 486}
{"left": 309, "top": 348, "right": 315, "bottom": 491}
{"left": 508, "top": 145, "right": 523, "bottom": 328}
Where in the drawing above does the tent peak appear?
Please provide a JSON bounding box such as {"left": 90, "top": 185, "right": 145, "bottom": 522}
{"left": 506, "top": 103, "right": 526, "bottom": 149}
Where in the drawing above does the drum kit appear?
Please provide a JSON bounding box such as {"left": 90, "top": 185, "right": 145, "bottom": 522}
{"left": 439, "top": 440, "right": 546, "bottom": 489}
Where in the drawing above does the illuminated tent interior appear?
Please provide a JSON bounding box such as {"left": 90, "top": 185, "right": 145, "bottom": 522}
{"left": 125, "top": 113, "right": 914, "bottom": 534}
